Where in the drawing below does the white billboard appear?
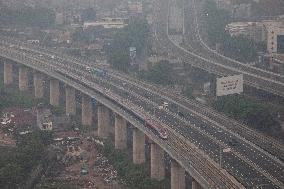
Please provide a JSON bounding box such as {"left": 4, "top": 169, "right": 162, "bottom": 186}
{"left": 216, "top": 74, "right": 243, "bottom": 96}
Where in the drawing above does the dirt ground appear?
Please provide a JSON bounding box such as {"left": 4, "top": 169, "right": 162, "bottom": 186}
{"left": 44, "top": 131, "right": 126, "bottom": 189}
{"left": 0, "top": 129, "right": 15, "bottom": 147}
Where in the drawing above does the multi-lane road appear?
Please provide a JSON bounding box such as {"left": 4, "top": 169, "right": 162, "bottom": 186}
{"left": 0, "top": 42, "right": 241, "bottom": 188}
{"left": 154, "top": 0, "right": 284, "bottom": 97}
{"left": 0, "top": 37, "right": 284, "bottom": 188}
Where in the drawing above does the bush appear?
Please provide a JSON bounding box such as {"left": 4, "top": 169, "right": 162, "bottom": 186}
{"left": 139, "top": 60, "right": 175, "bottom": 85}
{"left": 214, "top": 95, "right": 281, "bottom": 133}
{"left": 98, "top": 140, "right": 170, "bottom": 189}
{"left": 0, "top": 87, "right": 37, "bottom": 112}
{"left": 0, "top": 131, "right": 53, "bottom": 188}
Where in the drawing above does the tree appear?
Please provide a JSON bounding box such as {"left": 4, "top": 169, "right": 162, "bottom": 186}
{"left": 108, "top": 17, "right": 150, "bottom": 71}
{"left": 201, "top": 0, "right": 257, "bottom": 62}
{"left": 81, "top": 8, "right": 96, "bottom": 21}
{"left": 201, "top": 0, "right": 231, "bottom": 44}
{"left": 72, "top": 28, "right": 89, "bottom": 43}
{"left": 245, "top": 109, "right": 281, "bottom": 133}
{"left": 0, "top": 131, "right": 53, "bottom": 188}
{"left": 222, "top": 35, "right": 257, "bottom": 62}
{"left": 0, "top": 7, "right": 55, "bottom": 28}
{"left": 214, "top": 95, "right": 281, "bottom": 134}
{"left": 109, "top": 51, "right": 130, "bottom": 71}
{"left": 183, "top": 86, "right": 193, "bottom": 98}
{"left": 145, "top": 60, "right": 175, "bottom": 85}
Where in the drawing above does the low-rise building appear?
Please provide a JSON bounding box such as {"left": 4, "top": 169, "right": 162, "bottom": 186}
{"left": 263, "top": 19, "right": 284, "bottom": 54}
{"left": 128, "top": 1, "right": 143, "bottom": 15}
{"left": 269, "top": 54, "right": 284, "bottom": 74}
{"left": 83, "top": 18, "right": 127, "bottom": 29}
{"left": 225, "top": 21, "right": 264, "bottom": 42}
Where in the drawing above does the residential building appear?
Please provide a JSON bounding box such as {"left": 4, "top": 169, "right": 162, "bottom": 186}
{"left": 83, "top": 18, "right": 127, "bottom": 29}
{"left": 225, "top": 22, "right": 264, "bottom": 42}
{"left": 263, "top": 20, "right": 284, "bottom": 54}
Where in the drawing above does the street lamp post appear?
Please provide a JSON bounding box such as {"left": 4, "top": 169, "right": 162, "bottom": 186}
{"left": 219, "top": 145, "right": 222, "bottom": 168}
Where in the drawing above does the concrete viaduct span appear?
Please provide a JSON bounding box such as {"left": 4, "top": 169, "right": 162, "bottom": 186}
{"left": 154, "top": 0, "right": 284, "bottom": 98}
{"left": 0, "top": 44, "right": 244, "bottom": 188}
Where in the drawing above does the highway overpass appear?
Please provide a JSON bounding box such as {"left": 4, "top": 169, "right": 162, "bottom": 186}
{"left": 154, "top": 0, "right": 284, "bottom": 98}
{"left": 0, "top": 37, "right": 284, "bottom": 188}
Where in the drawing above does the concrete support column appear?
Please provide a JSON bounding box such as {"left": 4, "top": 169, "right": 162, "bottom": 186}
{"left": 82, "top": 95, "right": 92, "bottom": 126}
{"left": 19, "top": 67, "right": 28, "bottom": 91}
{"left": 33, "top": 72, "right": 44, "bottom": 98}
{"left": 50, "top": 79, "right": 59, "bottom": 106}
{"left": 115, "top": 114, "right": 127, "bottom": 150}
{"left": 133, "top": 128, "right": 145, "bottom": 164}
{"left": 65, "top": 86, "right": 76, "bottom": 116}
{"left": 192, "top": 179, "right": 202, "bottom": 189}
{"left": 171, "top": 160, "right": 185, "bottom": 189}
{"left": 4, "top": 62, "right": 13, "bottom": 85}
{"left": 151, "top": 143, "right": 165, "bottom": 180}
{"left": 98, "top": 105, "right": 110, "bottom": 138}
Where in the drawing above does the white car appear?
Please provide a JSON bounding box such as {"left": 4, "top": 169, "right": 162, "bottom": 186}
{"left": 86, "top": 66, "right": 91, "bottom": 72}
{"left": 163, "top": 102, "right": 168, "bottom": 107}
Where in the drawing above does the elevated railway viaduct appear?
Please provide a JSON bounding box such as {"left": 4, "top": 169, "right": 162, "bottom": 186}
{"left": 0, "top": 38, "right": 284, "bottom": 189}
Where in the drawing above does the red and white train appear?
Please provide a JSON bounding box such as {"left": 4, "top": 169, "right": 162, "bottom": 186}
{"left": 56, "top": 68, "right": 168, "bottom": 140}
{"left": 105, "top": 89, "right": 168, "bottom": 139}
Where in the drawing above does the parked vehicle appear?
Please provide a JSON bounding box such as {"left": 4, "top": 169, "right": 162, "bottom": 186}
{"left": 81, "top": 162, "right": 89, "bottom": 175}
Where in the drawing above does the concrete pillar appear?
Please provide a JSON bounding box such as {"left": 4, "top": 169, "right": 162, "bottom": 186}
{"left": 65, "top": 86, "right": 76, "bottom": 116}
{"left": 192, "top": 179, "right": 202, "bottom": 189}
{"left": 171, "top": 160, "right": 185, "bottom": 189}
{"left": 115, "top": 114, "right": 127, "bottom": 150}
{"left": 82, "top": 95, "right": 92, "bottom": 126}
{"left": 19, "top": 67, "right": 28, "bottom": 91}
{"left": 50, "top": 79, "right": 59, "bottom": 106}
{"left": 4, "top": 62, "right": 13, "bottom": 85}
{"left": 151, "top": 143, "right": 165, "bottom": 180}
{"left": 33, "top": 72, "right": 44, "bottom": 98}
{"left": 98, "top": 105, "right": 110, "bottom": 138}
{"left": 133, "top": 128, "right": 145, "bottom": 164}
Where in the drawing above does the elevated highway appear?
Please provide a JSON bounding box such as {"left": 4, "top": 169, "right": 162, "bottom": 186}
{"left": 154, "top": 0, "right": 284, "bottom": 97}
{"left": 0, "top": 38, "right": 284, "bottom": 188}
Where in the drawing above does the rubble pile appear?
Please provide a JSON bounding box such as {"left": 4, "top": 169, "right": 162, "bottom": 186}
{"left": 93, "top": 153, "right": 118, "bottom": 183}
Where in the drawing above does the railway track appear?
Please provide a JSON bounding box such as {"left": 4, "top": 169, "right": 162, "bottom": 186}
{"left": 1, "top": 38, "right": 283, "bottom": 161}
{"left": 0, "top": 45, "right": 255, "bottom": 188}
{"left": 1, "top": 38, "right": 284, "bottom": 187}
{"left": 11, "top": 46, "right": 284, "bottom": 187}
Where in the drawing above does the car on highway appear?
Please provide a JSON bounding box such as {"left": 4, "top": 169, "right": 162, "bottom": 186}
{"left": 228, "top": 138, "right": 238, "bottom": 146}
{"left": 178, "top": 111, "right": 184, "bottom": 117}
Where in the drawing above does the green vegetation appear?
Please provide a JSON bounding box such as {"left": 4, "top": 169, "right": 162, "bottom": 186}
{"left": 222, "top": 35, "right": 257, "bottom": 62}
{"left": 0, "top": 131, "right": 53, "bottom": 189}
{"left": 200, "top": 0, "right": 257, "bottom": 62}
{"left": 214, "top": 95, "right": 281, "bottom": 133}
{"left": 97, "top": 140, "right": 170, "bottom": 189}
{"left": 81, "top": 8, "right": 96, "bottom": 21}
{"left": 182, "top": 86, "right": 193, "bottom": 98}
{"left": 139, "top": 60, "right": 175, "bottom": 85}
{"left": 0, "top": 86, "right": 38, "bottom": 112}
{"left": 107, "top": 17, "right": 150, "bottom": 71}
{"left": 0, "top": 7, "right": 55, "bottom": 27}
{"left": 49, "top": 105, "right": 65, "bottom": 116}
{"left": 36, "top": 183, "right": 79, "bottom": 189}
{"left": 72, "top": 27, "right": 89, "bottom": 44}
{"left": 201, "top": 0, "right": 231, "bottom": 44}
